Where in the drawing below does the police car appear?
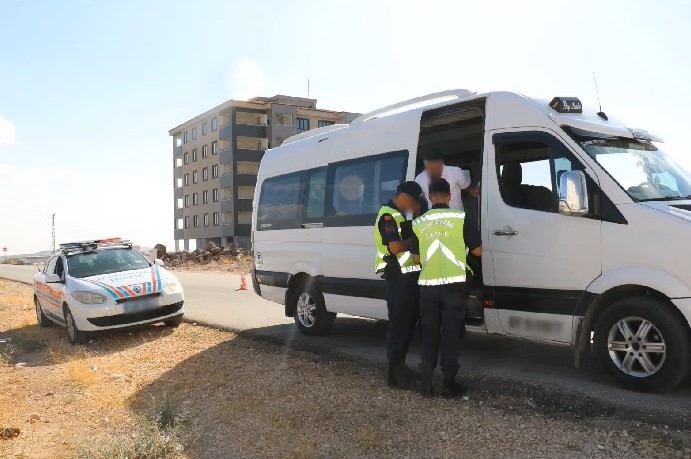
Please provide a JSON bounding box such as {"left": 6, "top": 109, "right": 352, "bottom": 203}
{"left": 33, "top": 238, "right": 185, "bottom": 344}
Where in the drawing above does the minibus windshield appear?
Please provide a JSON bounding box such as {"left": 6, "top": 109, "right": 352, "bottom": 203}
{"left": 568, "top": 129, "right": 691, "bottom": 202}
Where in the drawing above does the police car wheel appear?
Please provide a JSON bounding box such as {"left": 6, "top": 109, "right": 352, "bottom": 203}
{"left": 164, "top": 314, "right": 184, "bottom": 327}
{"left": 35, "top": 296, "right": 52, "bottom": 328}
{"left": 594, "top": 297, "right": 690, "bottom": 392}
{"left": 64, "top": 306, "right": 88, "bottom": 345}
{"left": 292, "top": 281, "right": 335, "bottom": 336}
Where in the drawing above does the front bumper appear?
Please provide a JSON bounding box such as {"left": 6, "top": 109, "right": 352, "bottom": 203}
{"left": 71, "top": 291, "right": 185, "bottom": 331}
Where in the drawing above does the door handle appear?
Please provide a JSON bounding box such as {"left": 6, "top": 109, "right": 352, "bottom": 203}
{"left": 493, "top": 228, "right": 518, "bottom": 236}
{"left": 301, "top": 222, "right": 323, "bottom": 229}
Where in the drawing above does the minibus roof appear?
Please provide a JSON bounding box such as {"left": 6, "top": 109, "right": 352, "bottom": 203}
{"left": 279, "top": 89, "right": 663, "bottom": 146}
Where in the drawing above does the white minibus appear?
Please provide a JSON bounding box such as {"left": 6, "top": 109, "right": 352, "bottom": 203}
{"left": 251, "top": 89, "right": 691, "bottom": 392}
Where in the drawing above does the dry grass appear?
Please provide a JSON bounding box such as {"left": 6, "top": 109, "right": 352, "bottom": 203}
{"left": 1, "top": 278, "right": 690, "bottom": 459}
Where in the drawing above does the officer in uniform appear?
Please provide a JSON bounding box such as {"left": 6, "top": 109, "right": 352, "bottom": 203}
{"left": 411, "top": 177, "right": 482, "bottom": 397}
{"left": 374, "top": 181, "right": 425, "bottom": 389}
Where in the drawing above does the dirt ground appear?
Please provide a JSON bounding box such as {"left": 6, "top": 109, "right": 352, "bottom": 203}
{"left": 1, "top": 279, "right": 690, "bottom": 459}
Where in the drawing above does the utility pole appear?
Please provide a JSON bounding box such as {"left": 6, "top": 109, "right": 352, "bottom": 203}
{"left": 51, "top": 213, "right": 56, "bottom": 253}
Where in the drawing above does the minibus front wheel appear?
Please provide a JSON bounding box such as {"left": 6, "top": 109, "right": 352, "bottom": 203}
{"left": 594, "top": 296, "right": 690, "bottom": 392}
{"left": 290, "top": 279, "right": 335, "bottom": 336}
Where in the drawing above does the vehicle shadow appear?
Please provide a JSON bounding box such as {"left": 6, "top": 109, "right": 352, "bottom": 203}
{"left": 1, "top": 321, "right": 176, "bottom": 368}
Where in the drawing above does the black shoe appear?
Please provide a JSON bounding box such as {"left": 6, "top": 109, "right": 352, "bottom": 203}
{"left": 387, "top": 362, "right": 412, "bottom": 389}
{"left": 419, "top": 370, "right": 434, "bottom": 397}
{"left": 442, "top": 375, "right": 468, "bottom": 398}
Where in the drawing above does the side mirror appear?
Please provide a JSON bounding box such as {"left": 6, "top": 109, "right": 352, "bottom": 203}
{"left": 559, "top": 170, "right": 589, "bottom": 216}
{"left": 45, "top": 274, "right": 63, "bottom": 283}
{"left": 154, "top": 259, "right": 165, "bottom": 267}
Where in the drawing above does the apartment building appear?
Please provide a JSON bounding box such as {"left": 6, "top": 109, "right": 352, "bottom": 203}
{"left": 169, "top": 94, "right": 360, "bottom": 251}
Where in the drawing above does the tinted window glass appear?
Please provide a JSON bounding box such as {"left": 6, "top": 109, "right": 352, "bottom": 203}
{"left": 306, "top": 170, "right": 326, "bottom": 219}
{"left": 258, "top": 175, "right": 302, "bottom": 230}
{"left": 330, "top": 154, "right": 406, "bottom": 217}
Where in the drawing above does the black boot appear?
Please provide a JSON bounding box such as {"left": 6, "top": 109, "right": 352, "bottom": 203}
{"left": 420, "top": 369, "right": 434, "bottom": 397}
{"left": 442, "top": 374, "right": 468, "bottom": 398}
{"left": 387, "top": 362, "right": 411, "bottom": 389}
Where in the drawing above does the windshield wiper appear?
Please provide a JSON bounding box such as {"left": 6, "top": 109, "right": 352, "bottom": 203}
{"left": 638, "top": 196, "right": 687, "bottom": 202}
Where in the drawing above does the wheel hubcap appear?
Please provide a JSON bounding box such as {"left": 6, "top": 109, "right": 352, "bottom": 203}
{"left": 296, "top": 293, "right": 317, "bottom": 328}
{"left": 607, "top": 316, "right": 666, "bottom": 378}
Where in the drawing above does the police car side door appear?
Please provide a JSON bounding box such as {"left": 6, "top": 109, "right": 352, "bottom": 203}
{"left": 484, "top": 128, "right": 602, "bottom": 344}
{"left": 36, "top": 256, "right": 59, "bottom": 317}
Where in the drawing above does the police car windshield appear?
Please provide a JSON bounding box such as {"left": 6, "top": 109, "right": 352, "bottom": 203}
{"left": 66, "top": 248, "right": 151, "bottom": 278}
{"left": 569, "top": 129, "right": 691, "bottom": 202}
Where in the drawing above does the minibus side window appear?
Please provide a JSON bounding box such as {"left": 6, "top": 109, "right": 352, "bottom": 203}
{"left": 305, "top": 169, "right": 327, "bottom": 219}
{"left": 324, "top": 151, "right": 408, "bottom": 227}
{"left": 257, "top": 174, "right": 303, "bottom": 230}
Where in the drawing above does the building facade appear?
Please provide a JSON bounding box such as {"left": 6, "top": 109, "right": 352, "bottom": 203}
{"left": 169, "top": 95, "right": 360, "bottom": 251}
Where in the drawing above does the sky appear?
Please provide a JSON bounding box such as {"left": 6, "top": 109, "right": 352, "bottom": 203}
{"left": 1, "top": 0, "right": 690, "bottom": 254}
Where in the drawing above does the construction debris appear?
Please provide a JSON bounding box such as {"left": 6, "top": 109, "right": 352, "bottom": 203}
{"left": 161, "top": 242, "right": 252, "bottom": 274}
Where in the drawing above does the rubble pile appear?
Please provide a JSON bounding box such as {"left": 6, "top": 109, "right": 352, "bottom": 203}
{"left": 161, "top": 242, "right": 253, "bottom": 273}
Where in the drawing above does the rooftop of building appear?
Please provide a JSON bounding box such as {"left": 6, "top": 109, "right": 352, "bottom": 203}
{"left": 169, "top": 94, "right": 355, "bottom": 135}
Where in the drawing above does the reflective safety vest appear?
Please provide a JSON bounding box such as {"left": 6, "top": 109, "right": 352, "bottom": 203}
{"left": 374, "top": 205, "right": 421, "bottom": 274}
{"left": 412, "top": 208, "right": 468, "bottom": 286}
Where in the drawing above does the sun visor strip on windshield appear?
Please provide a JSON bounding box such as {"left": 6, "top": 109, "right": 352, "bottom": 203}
{"left": 550, "top": 114, "right": 664, "bottom": 143}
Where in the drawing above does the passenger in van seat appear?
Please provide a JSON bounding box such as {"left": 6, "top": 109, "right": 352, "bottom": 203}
{"left": 373, "top": 181, "right": 425, "bottom": 390}
{"left": 415, "top": 148, "right": 476, "bottom": 211}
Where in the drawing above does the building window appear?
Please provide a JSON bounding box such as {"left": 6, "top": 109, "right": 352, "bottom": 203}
{"left": 297, "top": 118, "right": 310, "bottom": 133}
{"left": 192, "top": 149, "right": 197, "bottom": 162}
{"left": 202, "top": 145, "right": 208, "bottom": 158}
{"left": 211, "top": 117, "right": 217, "bottom": 131}
{"left": 203, "top": 168, "right": 209, "bottom": 181}
{"left": 184, "top": 195, "right": 189, "bottom": 207}
{"left": 202, "top": 122, "right": 208, "bottom": 136}
{"left": 183, "top": 131, "right": 189, "bottom": 144}
{"left": 184, "top": 174, "right": 189, "bottom": 186}
{"left": 184, "top": 152, "right": 189, "bottom": 164}
{"left": 192, "top": 193, "right": 198, "bottom": 206}
{"left": 212, "top": 188, "right": 219, "bottom": 202}
{"left": 306, "top": 169, "right": 327, "bottom": 219}
{"left": 203, "top": 190, "right": 209, "bottom": 204}
{"left": 184, "top": 216, "right": 190, "bottom": 229}
{"left": 193, "top": 215, "right": 199, "bottom": 228}
{"left": 192, "top": 128, "right": 197, "bottom": 140}
{"left": 276, "top": 114, "right": 293, "bottom": 126}
{"left": 318, "top": 120, "right": 334, "bottom": 128}
{"left": 238, "top": 186, "right": 255, "bottom": 199}
{"left": 212, "top": 141, "right": 218, "bottom": 155}
{"left": 212, "top": 164, "right": 219, "bottom": 179}
{"left": 176, "top": 218, "right": 183, "bottom": 229}
{"left": 213, "top": 212, "right": 220, "bottom": 226}
{"left": 193, "top": 170, "right": 198, "bottom": 184}
{"left": 204, "top": 213, "right": 209, "bottom": 227}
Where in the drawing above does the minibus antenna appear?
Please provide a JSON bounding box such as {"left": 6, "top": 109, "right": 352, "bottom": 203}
{"left": 593, "top": 72, "right": 608, "bottom": 120}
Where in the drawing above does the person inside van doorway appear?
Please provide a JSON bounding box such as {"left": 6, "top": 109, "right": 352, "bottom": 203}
{"left": 415, "top": 148, "right": 479, "bottom": 211}
{"left": 374, "top": 181, "right": 425, "bottom": 389}
{"left": 412, "top": 178, "right": 482, "bottom": 397}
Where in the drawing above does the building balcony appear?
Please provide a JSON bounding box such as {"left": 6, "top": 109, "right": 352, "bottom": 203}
{"left": 174, "top": 166, "right": 182, "bottom": 178}
{"left": 235, "top": 224, "right": 251, "bottom": 237}
{"left": 234, "top": 174, "right": 257, "bottom": 187}
{"left": 235, "top": 199, "right": 253, "bottom": 212}
{"left": 220, "top": 199, "right": 234, "bottom": 213}
{"left": 220, "top": 224, "right": 234, "bottom": 236}
{"left": 174, "top": 229, "right": 185, "bottom": 240}
{"left": 174, "top": 187, "right": 183, "bottom": 199}
{"left": 234, "top": 148, "right": 264, "bottom": 162}
{"left": 219, "top": 122, "right": 232, "bottom": 140}
{"left": 220, "top": 173, "right": 234, "bottom": 189}
{"left": 174, "top": 146, "right": 182, "bottom": 156}
{"left": 234, "top": 123, "right": 267, "bottom": 138}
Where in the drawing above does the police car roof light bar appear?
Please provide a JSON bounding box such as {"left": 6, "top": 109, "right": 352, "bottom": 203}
{"left": 59, "top": 238, "right": 132, "bottom": 253}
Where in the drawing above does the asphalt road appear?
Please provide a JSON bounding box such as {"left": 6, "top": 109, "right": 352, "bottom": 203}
{"left": 2, "top": 264, "right": 691, "bottom": 428}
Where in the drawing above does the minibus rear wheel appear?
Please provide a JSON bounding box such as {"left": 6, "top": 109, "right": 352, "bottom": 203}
{"left": 594, "top": 297, "right": 690, "bottom": 392}
{"left": 292, "top": 280, "right": 335, "bottom": 336}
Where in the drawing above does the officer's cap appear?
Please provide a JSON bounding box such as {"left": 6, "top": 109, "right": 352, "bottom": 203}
{"left": 396, "top": 181, "right": 423, "bottom": 199}
{"left": 428, "top": 177, "right": 451, "bottom": 195}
